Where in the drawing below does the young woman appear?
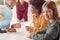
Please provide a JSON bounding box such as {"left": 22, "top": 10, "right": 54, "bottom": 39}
{"left": 26, "top": 0, "right": 48, "bottom": 33}
{"left": 28, "top": 1, "right": 60, "bottom": 40}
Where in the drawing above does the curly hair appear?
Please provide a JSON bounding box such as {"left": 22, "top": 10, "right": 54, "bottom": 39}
{"left": 30, "top": 0, "right": 45, "bottom": 13}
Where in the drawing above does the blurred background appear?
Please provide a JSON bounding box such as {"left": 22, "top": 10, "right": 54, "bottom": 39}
{"left": 0, "top": 0, "right": 60, "bottom": 26}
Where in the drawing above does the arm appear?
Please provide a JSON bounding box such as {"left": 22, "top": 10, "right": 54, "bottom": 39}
{"left": 29, "top": 24, "right": 59, "bottom": 40}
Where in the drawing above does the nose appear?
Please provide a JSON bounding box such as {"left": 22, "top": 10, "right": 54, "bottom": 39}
{"left": 43, "top": 11, "right": 47, "bottom": 15}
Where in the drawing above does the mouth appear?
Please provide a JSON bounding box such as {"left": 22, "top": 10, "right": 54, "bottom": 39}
{"left": 44, "top": 15, "right": 49, "bottom": 20}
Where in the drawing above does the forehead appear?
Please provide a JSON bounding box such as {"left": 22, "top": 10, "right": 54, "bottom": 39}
{"left": 43, "top": 7, "right": 51, "bottom": 11}
{"left": 42, "top": 7, "right": 53, "bottom": 14}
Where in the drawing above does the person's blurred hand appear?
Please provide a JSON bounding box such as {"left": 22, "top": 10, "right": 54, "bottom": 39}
{"left": 11, "top": 24, "right": 21, "bottom": 28}
{"left": 5, "top": 28, "right": 16, "bottom": 32}
{"left": 26, "top": 26, "right": 33, "bottom": 33}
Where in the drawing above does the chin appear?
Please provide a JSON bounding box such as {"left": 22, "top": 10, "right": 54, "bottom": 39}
{"left": 45, "top": 18, "right": 49, "bottom": 21}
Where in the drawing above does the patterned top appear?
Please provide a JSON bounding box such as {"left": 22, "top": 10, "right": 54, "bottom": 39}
{"left": 16, "top": 2, "right": 28, "bottom": 21}
{"left": 30, "top": 20, "right": 60, "bottom": 40}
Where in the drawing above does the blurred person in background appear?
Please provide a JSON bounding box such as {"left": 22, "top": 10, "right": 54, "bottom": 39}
{"left": 5, "top": 0, "right": 16, "bottom": 32}
{"left": 16, "top": 0, "right": 28, "bottom": 21}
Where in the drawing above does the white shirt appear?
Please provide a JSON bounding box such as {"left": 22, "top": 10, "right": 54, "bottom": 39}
{"left": 28, "top": 4, "right": 33, "bottom": 22}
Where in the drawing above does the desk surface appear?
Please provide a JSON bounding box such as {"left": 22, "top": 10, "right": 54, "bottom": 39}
{"left": 0, "top": 31, "right": 31, "bottom": 40}
{"left": 0, "top": 21, "right": 34, "bottom": 40}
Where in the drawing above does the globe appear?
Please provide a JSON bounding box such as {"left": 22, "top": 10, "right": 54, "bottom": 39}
{"left": 0, "top": 5, "right": 11, "bottom": 29}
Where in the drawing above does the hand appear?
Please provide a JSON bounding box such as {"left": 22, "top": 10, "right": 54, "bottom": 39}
{"left": 26, "top": 26, "right": 30, "bottom": 31}
{"left": 5, "top": 28, "right": 16, "bottom": 32}
{"left": 26, "top": 26, "right": 33, "bottom": 33}
{"left": 11, "top": 24, "right": 21, "bottom": 28}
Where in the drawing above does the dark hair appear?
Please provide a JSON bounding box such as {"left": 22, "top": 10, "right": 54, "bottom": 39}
{"left": 42, "top": 1, "right": 58, "bottom": 19}
{"left": 30, "top": 0, "right": 45, "bottom": 13}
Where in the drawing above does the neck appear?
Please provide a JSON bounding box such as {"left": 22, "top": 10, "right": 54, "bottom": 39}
{"left": 20, "top": 1, "right": 24, "bottom": 5}
{"left": 49, "top": 19, "right": 56, "bottom": 23}
{"left": 36, "top": 13, "right": 40, "bottom": 18}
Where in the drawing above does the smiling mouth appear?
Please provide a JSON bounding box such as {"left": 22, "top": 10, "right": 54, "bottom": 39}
{"left": 45, "top": 15, "right": 50, "bottom": 20}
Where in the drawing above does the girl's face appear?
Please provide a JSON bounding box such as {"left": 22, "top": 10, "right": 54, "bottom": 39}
{"left": 42, "top": 7, "right": 53, "bottom": 21}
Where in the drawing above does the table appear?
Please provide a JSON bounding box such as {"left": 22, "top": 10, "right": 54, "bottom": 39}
{"left": 0, "top": 22, "right": 34, "bottom": 40}
{"left": 0, "top": 31, "right": 32, "bottom": 40}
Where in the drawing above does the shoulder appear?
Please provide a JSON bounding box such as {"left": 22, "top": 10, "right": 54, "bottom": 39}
{"left": 55, "top": 21, "right": 60, "bottom": 29}
{"left": 24, "top": 2, "right": 28, "bottom": 4}
{"left": 53, "top": 20, "right": 60, "bottom": 26}
{"left": 48, "top": 20, "right": 60, "bottom": 30}
{"left": 24, "top": 2, "right": 28, "bottom": 6}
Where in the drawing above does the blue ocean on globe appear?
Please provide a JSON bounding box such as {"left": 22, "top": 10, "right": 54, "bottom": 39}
{"left": 0, "top": 5, "right": 11, "bottom": 28}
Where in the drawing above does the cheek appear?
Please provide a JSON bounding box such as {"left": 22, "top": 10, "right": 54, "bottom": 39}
{"left": 43, "top": 13, "right": 46, "bottom": 17}
{"left": 48, "top": 12, "right": 53, "bottom": 18}
{"left": 11, "top": 2, "right": 15, "bottom": 6}
{"left": 51, "top": 13, "right": 53, "bottom": 17}
{"left": 31, "top": 9, "right": 35, "bottom": 13}
{"left": 7, "top": 1, "right": 12, "bottom": 5}
{"left": 48, "top": 9, "right": 53, "bottom": 17}
{"left": 31, "top": 8, "right": 33, "bottom": 12}
{"left": 43, "top": 14, "right": 48, "bottom": 20}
